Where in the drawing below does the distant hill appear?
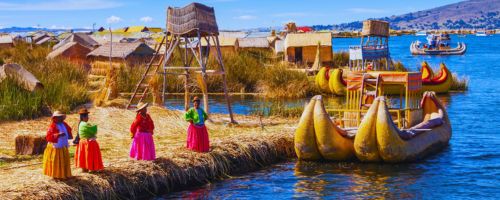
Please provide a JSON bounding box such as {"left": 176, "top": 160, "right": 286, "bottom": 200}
{"left": 314, "top": 0, "right": 500, "bottom": 30}
{"left": 0, "top": 27, "right": 91, "bottom": 33}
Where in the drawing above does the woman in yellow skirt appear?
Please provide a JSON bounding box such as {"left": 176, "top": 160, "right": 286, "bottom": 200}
{"left": 43, "top": 111, "right": 73, "bottom": 179}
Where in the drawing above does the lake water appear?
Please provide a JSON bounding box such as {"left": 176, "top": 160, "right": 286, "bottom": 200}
{"left": 161, "top": 35, "right": 500, "bottom": 199}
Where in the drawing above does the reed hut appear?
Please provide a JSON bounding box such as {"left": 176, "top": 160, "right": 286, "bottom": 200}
{"left": 53, "top": 32, "right": 99, "bottom": 50}
{"left": 284, "top": 32, "right": 332, "bottom": 65}
{"left": 0, "top": 35, "right": 14, "bottom": 48}
{"left": 87, "top": 42, "right": 155, "bottom": 66}
{"left": 237, "top": 37, "right": 270, "bottom": 51}
{"left": 46, "top": 42, "right": 92, "bottom": 64}
{"left": 201, "top": 36, "right": 238, "bottom": 55}
{"left": 30, "top": 31, "right": 58, "bottom": 45}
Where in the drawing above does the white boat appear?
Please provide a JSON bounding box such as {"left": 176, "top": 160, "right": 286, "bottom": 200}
{"left": 415, "top": 31, "right": 427, "bottom": 36}
{"left": 476, "top": 31, "right": 488, "bottom": 36}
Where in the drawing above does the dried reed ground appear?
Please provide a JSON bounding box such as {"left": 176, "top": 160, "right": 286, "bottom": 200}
{"left": 0, "top": 107, "right": 296, "bottom": 199}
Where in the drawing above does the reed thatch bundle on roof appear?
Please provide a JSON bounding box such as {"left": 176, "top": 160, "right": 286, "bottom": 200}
{"left": 87, "top": 42, "right": 155, "bottom": 59}
{"left": 46, "top": 42, "right": 92, "bottom": 64}
{"left": 167, "top": 3, "right": 219, "bottom": 36}
{"left": 237, "top": 37, "right": 270, "bottom": 49}
{"left": 53, "top": 33, "right": 99, "bottom": 50}
{"left": 362, "top": 20, "right": 389, "bottom": 37}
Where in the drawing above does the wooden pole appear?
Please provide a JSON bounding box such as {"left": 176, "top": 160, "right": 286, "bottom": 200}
{"left": 214, "top": 36, "right": 236, "bottom": 123}
{"left": 183, "top": 35, "right": 191, "bottom": 111}
{"left": 161, "top": 36, "right": 179, "bottom": 104}
{"left": 197, "top": 31, "right": 209, "bottom": 113}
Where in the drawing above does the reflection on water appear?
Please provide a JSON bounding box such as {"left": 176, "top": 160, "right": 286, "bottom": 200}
{"left": 293, "top": 161, "right": 424, "bottom": 199}
{"left": 161, "top": 35, "right": 500, "bottom": 199}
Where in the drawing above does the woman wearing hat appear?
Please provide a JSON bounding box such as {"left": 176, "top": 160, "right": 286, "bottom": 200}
{"left": 43, "top": 111, "right": 73, "bottom": 179}
{"left": 129, "top": 102, "right": 156, "bottom": 160}
{"left": 74, "top": 108, "right": 104, "bottom": 172}
{"left": 184, "top": 96, "right": 210, "bottom": 152}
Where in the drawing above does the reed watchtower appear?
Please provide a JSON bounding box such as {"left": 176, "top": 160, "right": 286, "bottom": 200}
{"left": 349, "top": 20, "right": 392, "bottom": 71}
{"left": 127, "top": 3, "right": 235, "bottom": 123}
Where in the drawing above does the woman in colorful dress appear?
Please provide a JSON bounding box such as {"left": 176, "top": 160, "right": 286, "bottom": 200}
{"left": 184, "top": 96, "right": 210, "bottom": 152}
{"left": 43, "top": 111, "right": 73, "bottom": 179}
{"left": 129, "top": 102, "right": 156, "bottom": 160}
{"left": 74, "top": 108, "right": 104, "bottom": 172}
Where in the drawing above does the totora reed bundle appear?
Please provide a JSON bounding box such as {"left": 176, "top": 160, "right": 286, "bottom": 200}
{"left": 3, "top": 133, "right": 294, "bottom": 199}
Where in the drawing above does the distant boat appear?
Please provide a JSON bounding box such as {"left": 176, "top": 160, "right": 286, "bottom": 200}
{"left": 476, "top": 31, "right": 488, "bottom": 36}
{"left": 410, "top": 34, "right": 466, "bottom": 56}
{"left": 415, "top": 31, "right": 427, "bottom": 36}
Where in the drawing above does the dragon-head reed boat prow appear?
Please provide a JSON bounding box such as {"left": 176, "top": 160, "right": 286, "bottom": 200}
{"left": 421, "top": 62, "right": 453, "bottom": 93}
{"left": 294, "top": 95, "right": 355, "bottom": 161}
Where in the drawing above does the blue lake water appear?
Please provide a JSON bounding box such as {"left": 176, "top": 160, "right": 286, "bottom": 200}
{"left": 161, "top": 35, "right": 500, "bottom": 199}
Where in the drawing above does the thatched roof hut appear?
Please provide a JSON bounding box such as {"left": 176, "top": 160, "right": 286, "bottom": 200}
{"left": 284, "top": 32, "right": 332, "bottom": 65}
{"left": 199, "top": 36, "right": 238, "bottom": 55}
{"left": 47, "top": 42, "right": 92, "bottom": 63}
{"left": 0, "top": 35, "right": 14, "bottom": 48}
{"left": 237, "top": 37, "right": 270, "bottom": 50}
{"left": 167, "top": 3, "right": 219, "bottom": 36}
{"left": 53, "top": 33, "right": 99, "bottom": 50}
{"left": 87, "top": 42, "right": 155, "bottom": 65}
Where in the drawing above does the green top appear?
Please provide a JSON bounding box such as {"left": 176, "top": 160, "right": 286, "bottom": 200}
{"left": 78, "top": 121, "right": 98, "bottom": 139}
{"left": 184, "top": 108, "right": 208, "bottom": 125}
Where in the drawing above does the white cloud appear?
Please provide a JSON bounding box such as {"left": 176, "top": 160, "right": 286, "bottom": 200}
{"left": 347, "top": 8, "right": 386, "bottom": 14}
{"left": 49, "top": 25, "right": 72, "bottom": 29}
{"left": 234, "top": 15, "right": 256, "bottom": 20}
{"left": 0, "top": 0, "right": 122, "bottom": 11}
{"left": 140, "top": 16, "right": 153, "bottom": 23}
{"left": 106, "top": 15, "right": 122, "bottom": 24}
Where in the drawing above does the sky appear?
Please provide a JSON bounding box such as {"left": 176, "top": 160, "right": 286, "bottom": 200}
{"left": 0, "top": 0, "right": 462, "bottom": 30}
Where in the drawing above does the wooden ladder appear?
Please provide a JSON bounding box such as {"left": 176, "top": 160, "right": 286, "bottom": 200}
{"left": 126, "top": 36, "right": 166, "bottom": 109}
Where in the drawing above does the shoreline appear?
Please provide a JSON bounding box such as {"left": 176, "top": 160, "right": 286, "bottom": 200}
{"left": 0, "top": 107, "right": 296, "bottom": 199}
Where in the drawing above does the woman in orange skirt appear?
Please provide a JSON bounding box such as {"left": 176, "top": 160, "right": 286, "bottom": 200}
{"left": 43, "top": 111, "right": 73, "bottom": 179}
{"left": 184, "top": 97, "right": 210, "bottom": 152}
{"left": 74, "top": 108, "right": 104, "bottom": 172}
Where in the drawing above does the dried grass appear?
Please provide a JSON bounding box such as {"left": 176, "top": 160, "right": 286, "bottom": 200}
{"left": 450, "top": 73, "right": 469, "bottom": 91}
{"left": 0, "top": 107, "right": 296, "bottom": 199}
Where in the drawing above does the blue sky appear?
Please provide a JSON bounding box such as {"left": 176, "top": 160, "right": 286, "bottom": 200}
{"left": 0, "top": 0, "right": 462, "bottom": 30}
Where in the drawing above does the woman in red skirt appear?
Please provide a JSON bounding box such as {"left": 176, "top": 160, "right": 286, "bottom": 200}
{"left": 184, "top": 96, "right": 210, "bottom": 152}
{"left": 74, "top": 108, "right": 104, "bottom": 172}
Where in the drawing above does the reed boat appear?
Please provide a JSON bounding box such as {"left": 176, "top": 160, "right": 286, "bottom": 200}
{"left": 316, "top": 62, "right": 453, "bottom": 95}
{"left": 294, "top": 95, "right": 355, "bottom": 161}
{"left": 410, "top": 41, "right": 466, "bottom": 55}
{"left": 421, "top": 62, "right": 452, "bottom": 93}
{"left": 315, "top": 67, "right": 331, "bottom": 93}
{"left": 355, "top": 92, "right": 451, "bottom": 162}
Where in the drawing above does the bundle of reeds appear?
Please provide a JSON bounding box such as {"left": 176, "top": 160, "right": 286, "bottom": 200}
{"left": 451, "top": 73, "right": 469, "bottom": 91}
{"left": 14, "top": 134, "right": 47, "bottom": 155}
